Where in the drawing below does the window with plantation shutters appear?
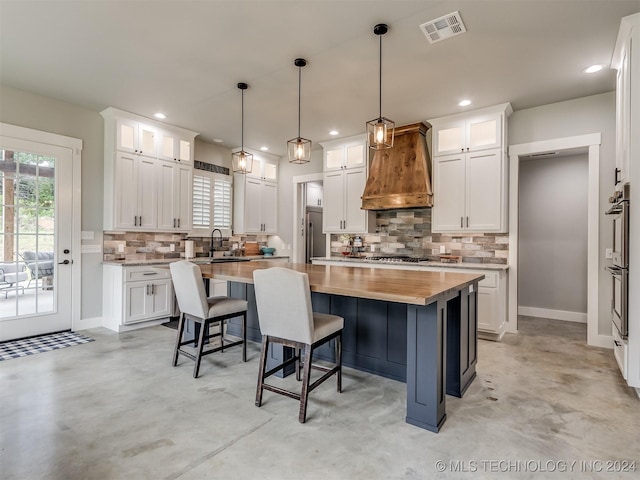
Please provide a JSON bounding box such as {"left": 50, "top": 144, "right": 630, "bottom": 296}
{"left": 192, "top": 174, "right": 211, "bottom": 228}
{"left": 212, "top": 178, "right": 232, "bottom": 228}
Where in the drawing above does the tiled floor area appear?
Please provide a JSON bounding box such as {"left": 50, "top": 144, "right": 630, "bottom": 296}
{"left": 0, "top": 317, "right": 638, "bottom": 479}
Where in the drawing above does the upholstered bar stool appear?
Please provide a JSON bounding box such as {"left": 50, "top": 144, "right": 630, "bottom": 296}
{"left": 170, "top": 261, "right": 248, "bottom": 378}
{"left": 253, "top": 267, "right": 343, "bottom": 423}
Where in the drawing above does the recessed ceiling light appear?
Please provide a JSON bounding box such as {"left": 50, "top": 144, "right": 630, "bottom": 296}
{"left": 329, "top": 130, "right": 339, "bottom": 136}
{"left": 458, "top": 99, "right": 471, "bottom": 107}
{"left": 260, "top": 146, "right": 269, "bottom": 151}
{"left": 584, "top": 64, "right": 603, "bottom": 74}
{"left": 213, "top": 138, "right": 224, "bottom": 143}
{"left": 154, "top": 112, "right": 166, "bottom": 119}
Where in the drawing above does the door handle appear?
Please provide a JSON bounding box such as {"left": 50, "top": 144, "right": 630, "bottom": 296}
{"left": 614, "top": 340, "right": 622, "bottom": 347}
{"left": 615, "top": 167, "right": 621, "bottom": 186}
{"left": 58, "top": 259, "right": 72, "bottom": 265}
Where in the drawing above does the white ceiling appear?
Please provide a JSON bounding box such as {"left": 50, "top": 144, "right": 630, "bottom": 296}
{"left": 1, "top": 0, "right": 638, "bottom": 157}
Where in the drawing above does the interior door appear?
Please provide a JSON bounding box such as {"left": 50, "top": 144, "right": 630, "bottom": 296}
{"left": 0, "top": 137, "right": 73, "bottom": 341}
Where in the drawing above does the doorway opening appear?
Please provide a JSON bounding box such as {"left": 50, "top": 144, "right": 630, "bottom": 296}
{"left": 508, "top": 133, "right": 609, "bottom": 348}
{"left": 292, "top": 173, "right": 326, "bottom": 264}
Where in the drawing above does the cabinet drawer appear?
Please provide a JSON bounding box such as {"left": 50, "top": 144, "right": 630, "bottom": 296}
{"left": 125, "top": 267, "right": 171, "bottom": 282}
{"left": 478, "top": 271, "right": 498, "bottom": 288}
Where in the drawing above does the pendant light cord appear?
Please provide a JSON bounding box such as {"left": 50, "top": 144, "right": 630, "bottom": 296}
{"left": 378, "top": 32, "right": 382, "bottom": 120}
{"left": 297, "top": 65, "right": 302, "bottom": 139}
{"left": 241, "top": 88, "right": 244, "bottom": 150}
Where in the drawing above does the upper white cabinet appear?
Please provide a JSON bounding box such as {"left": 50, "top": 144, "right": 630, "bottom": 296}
{"left": 322, "top": 134, "right": 368, "bottom": 171}
{"left": 102, "top": 107, "right": 198, "bottom": 232}
{"left": 428, "top": 103, "right": 512, "bottom": 233}
{"left": 320, "top": 134, "right": 374, "bottom": 234}
{"left": 158, "top": 129, "right": 193, "bottom": 163}
{"left": 612, "top": 13, "right": 638, "bottom": 187}
{"left": 233, "top": 150, "right": 279, "bottom": 235}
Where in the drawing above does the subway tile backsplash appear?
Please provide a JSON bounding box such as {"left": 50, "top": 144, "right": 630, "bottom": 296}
{"left": 330, "top": 208, "right": 508, "bottom": 264}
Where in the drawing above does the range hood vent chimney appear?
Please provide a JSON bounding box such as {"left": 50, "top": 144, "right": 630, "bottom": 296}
{"left": 361, "top": 122, "right": 433, "bottom": 210}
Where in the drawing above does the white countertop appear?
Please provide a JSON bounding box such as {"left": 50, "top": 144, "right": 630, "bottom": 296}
{"left": 311, "top": 256, "right": 509, "bottom": 271}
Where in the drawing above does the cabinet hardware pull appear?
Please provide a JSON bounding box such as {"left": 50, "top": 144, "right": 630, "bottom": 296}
{"left": 615, "top": 167, "right": 621, "bottom": 186}
{"left": 139, "top": 216, "right": 142, "bottom": 225}
{"left": 146, "top": 284, "right": 150, "bottom": 295}
{"left": 466, "top": 216, "right": 469, "bottom": 227}
{"left": 143, "top": 272, "right": 157, "bottom": 276}
{"left": 614, "top": 340, "right": 622, "bottom": 347}
{"left": 173, "top": 219, "right": 176, "bottom": 228}
{"left": 151, "top": 284, "right": 155, "bottom": 295}
{"left": 460, "top": 217, "right": 463, "bottom": 228}
{"left": 178, "top": 219, "right": 180, "bottom": 228}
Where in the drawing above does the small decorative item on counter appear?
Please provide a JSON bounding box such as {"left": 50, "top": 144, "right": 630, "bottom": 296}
{"left": 261, "top": 246, "right": 276, "bottom": 256}
{"left": 440, "top": 255, "right": 461, "bottom": 263}
{"left": 339, "top": 233, "right": 352, "bottom": 245}
{"left": 353, "top": 236, "right": 363, "bottom": 248}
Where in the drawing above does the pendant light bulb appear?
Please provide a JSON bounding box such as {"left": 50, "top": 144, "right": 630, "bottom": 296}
{"left": 367, "top": 23, "right": 395, "bottom": 150}
{"left": 232, "top": 82, "right": 253, "bottom": 174}
{"left": 288, "top": 58, "right": 312, "bottom": 164}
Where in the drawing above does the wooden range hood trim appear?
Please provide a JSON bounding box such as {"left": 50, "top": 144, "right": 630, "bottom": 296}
{"left": 361, "top": 122, "right": 433, "bottom": 211}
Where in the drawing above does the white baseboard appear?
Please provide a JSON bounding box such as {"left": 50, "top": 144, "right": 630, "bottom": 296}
{"left": 588, "top": 333, "right": 613, "bottom": 349}
{"left": 518, "top": 306, "right": 587, "bottom": 323}
{"left": 73, "top": 316, "right": 103, "bottom": 331}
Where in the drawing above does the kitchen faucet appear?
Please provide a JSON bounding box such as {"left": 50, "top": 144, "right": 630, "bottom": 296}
{"left": 210, "top": 228, "right": 223, "bottom": 257}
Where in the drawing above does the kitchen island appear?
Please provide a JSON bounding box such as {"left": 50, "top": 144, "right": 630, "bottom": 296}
{"left": 199, "top": 261, "right": 483, "bottom": 432}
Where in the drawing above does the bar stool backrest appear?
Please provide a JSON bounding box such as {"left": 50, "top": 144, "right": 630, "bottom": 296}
{"left": 253, "top": 267, "right": 314, "bottom": 345}
{"left": 170, "top": 261, "right": 209, "bottom": 319}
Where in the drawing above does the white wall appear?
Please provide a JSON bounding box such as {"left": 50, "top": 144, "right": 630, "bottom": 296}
{"left": 194, "top": 140, "right": 231, "bottom": 169}
{"left": 509, "top": 91, "right": 616, "bottom": 335}
{"left": 518, "top": 154, "right": 588, "bottom": 314}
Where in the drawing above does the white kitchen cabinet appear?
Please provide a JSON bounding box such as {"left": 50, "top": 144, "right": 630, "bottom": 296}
{"left": 102, "top": 107, "right": 198, "bottom": 232}
{"left": 322, "top": 134, "right": 368, "bottom": 172}
{"left": 159, "top": 129, "right": 193, "bottom": 164}
{"left": 116, "top": 117, "right": 158, "bottom": 157}
{"left": 432, "top": 148, "right": 504, "bottom": 232}
{"left": 113, "top": 152, "right": 158, "bottom": 230}
{"left": 233, "top": 150, "right": 279, "bottom": 235}
{"left": 322, "top": 167, "right": 374, "bottom": 233}
{"left": 306, "top": 183, "right": 323, "bottom": 207}
{"left": 612, "top": 19, "right": 634, "bottom": 186}
{"left": 429, "top": 103, "right": 511, "bottom": 234}
{"left": 103, "top": 265, "right": 174, "bottom": 332}
{"left": 234, "top": 175, "right": 278, "bottom": 234}
{"left": 157, "top": 162, "right": 192, "bottom": 231}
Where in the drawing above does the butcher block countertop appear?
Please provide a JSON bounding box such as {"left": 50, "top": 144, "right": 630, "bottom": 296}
{"left": 199, "top": 261, "right": 484, "bottom": 306}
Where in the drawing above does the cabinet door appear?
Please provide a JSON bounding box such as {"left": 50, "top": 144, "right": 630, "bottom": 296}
{"left": 467, "top": 113, "right": 501, "bottom": 152}
{"left": 477, "top": 287, "right": 498, "bottom": 332}
{"left": 244, "top": 178, "right": 263, "bottom": 233}
{"left": 149, "top": 279, "right": 172, "bottom": 318}
{"left": 262, "top": 161, "right": 277, "bottom": 181}
{"left": 178, "top": 139, "right": 192, "bottom": 163}
{"left": 137, "top": 123, "right": 157, "bottom": 157}
{"left": 344, "top": 168, "right": 367, "bottom": 232}
{"left": 465, "top": 149, "right": 502, "bottom": 231}
{"left": 116, "top": 118, "right": 139, "bottom": 154}
{"left": 324, "top": 147, "right": 345, "bottom": 171}
{"left": 157, "top": 162, "right": 177, "bottom": 230}
{"left": 323, "top": 172, "right": 344, "bottom": 232}
{"left": 432, "top": 153, "right": 465, "bottom": 232}
{"left": 159, "top": 131, "right": 177, "bottom": 161}
{"left": 345, "top": 142, "right": 366, "bottom": 168}
{"left": 137, "top": 157, "right": 157, "bottom": 229}
{"left": 616, "top": 42, "right": 630, "bottom": 184}
{"left": 114, "top": 153, "right": 138, "bottom": 229}
{"left": 307, "top": 183, "right": 323, "bottom": 207}
{"left": 124, "top": 283, "right": 150, "bottom": 324}
{"left": 261, "top": 182, "right": 278, "bottom": 234}
{"left": 176, "top": 165, "right": 192, "bottom": 230}
{"left": 433, "top": 120, "right": 466, "bottom": 156}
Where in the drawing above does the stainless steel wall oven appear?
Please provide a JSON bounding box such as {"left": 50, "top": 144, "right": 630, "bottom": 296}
{"left": 606, "top": 184, "right": 630, "bottom": 338}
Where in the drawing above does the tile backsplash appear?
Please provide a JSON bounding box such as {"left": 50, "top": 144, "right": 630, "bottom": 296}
{"left": 103, "top": 232, "right": 267, "bottom": 262}
{"left": 330, "top": 208, "right": 508, "bottom": 264}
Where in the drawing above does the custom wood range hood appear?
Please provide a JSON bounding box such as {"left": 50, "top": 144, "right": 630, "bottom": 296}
{"left": 361, "top": 122, "right": 433, "bottom": 210}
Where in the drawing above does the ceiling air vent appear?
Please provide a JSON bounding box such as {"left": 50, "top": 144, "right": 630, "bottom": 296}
{"left": 419, "top": 11, "right": 466, "bottom": 44}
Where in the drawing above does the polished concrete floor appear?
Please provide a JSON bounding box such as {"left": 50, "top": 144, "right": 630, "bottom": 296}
{"left": 1, "top": 317, "right": 638, "bottom": 479}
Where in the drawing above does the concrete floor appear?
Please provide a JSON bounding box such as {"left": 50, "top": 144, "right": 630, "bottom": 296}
{"left": 1, "top": 317, "right": 638, "bottom": 479}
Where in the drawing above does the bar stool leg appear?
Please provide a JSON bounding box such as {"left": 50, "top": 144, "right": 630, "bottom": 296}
{"left": 336, "top": 333, "right": 342, "bottom": 393}
{"left": 255, "top": 335, "right": 269, "bottom": 407}
{"left": 173, "top": 313, "right": 186, "bottom": 367}
{"left": 298, "top": 346, "right": 313, "bottom": 423}
{"left": 193, "top": 319, "right": 208, "bottom": 378}
{"left": 242, "top": 312, "right": 247, "bottom": 362}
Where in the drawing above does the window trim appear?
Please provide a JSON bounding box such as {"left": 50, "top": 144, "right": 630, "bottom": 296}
{"left": 190, "top": 170, "right": 233, "bottom": 238}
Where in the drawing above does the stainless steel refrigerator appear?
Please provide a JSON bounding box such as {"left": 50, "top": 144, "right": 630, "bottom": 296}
{"left": 305, "top": 206, "right": 326, "bottom": 263}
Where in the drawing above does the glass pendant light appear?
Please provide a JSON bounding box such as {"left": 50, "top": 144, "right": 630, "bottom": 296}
{"left": 366, "top": 24, "right": 395, "bottom": 150}
{"left": 232, "top": 82, "right": 253, "bottom": 174}
{"left": 287, "top": 58, "right": 312, "bottom": 164}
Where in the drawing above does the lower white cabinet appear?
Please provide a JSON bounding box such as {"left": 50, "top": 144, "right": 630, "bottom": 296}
{"left": 103, "top": 265, "right": 174, "bottom": 332}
